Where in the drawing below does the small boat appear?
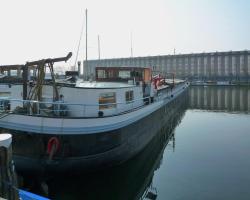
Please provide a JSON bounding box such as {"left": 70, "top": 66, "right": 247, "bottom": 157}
{"left": 0, "top": 54, "right": 189, "bottom": 173}
{"left": 19, "top": 189, "right": 50, "bottom": 200}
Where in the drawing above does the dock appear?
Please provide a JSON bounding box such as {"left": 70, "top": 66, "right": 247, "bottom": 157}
{"left": 0, "top": 134, "right": 49, "bottom": 200}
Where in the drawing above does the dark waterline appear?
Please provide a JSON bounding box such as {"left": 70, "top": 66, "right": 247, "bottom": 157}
{"left": 5, "top": 86, "right": 250, "bottom": 199}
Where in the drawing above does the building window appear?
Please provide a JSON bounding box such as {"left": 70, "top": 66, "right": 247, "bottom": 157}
{"left": 204, "top": 57, "right": 207, "bottom": 76}
{"left": 218, "top": 56, "right": 221, "bottom": 75}
{"left": 225, "top": 56, "right": 229, "bottom": 76}
{"left": 248, "top": 55, "right": 250, "bottom": 74}
{"left": 197, "top": 57, "right": 200, "bottom": 75}
{"left": 119, "top": 70, "right": 131, "bottom": 79}
{"left": 191, "top": 57, "right": 194, "bottom": 75}
{"left": 232, "top": 56, "right": 236, "bottom": 75}
{"left": 99, "top": 92, "right": 116, "bottom": 110}
{"left": 240, "top": 55, "right": 244, "bottom": 74}
{"left": 97, "top": 70, "right": 106, "bottom": 78}
{"left": 125, "top": 91, "right": 134, "bottom": 103}
{"left": 211, "top": 56, "right": 215, "bottom": 75}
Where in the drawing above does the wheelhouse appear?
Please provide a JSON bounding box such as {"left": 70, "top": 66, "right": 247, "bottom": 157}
{"left": 95, "top": 67, "right": 152, "bottom": 83}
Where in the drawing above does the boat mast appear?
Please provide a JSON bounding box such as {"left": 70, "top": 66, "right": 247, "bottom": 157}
{"left": 85, "top": 9, "right": 88, "bottom": 80}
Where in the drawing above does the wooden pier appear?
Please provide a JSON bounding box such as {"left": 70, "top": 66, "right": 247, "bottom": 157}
{"left": 0, "top": 134, "right": 19, "bottom": 200}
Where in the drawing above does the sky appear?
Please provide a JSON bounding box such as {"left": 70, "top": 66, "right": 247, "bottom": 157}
{"left": 0, "top": 0, "right": 249, "bottom": 70}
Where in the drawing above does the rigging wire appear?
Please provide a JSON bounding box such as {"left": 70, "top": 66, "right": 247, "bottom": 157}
{"left": 74, "top": 12, "right": 85, "bottom": 70}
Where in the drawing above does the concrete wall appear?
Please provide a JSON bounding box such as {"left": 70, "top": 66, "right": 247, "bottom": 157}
{"left": 84, "top": 50, "right": 250, "bottom": 81}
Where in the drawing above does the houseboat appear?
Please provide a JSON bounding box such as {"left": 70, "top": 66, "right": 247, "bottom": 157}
{"left": 0, "top": 54, "right": 189, "bottom": 173}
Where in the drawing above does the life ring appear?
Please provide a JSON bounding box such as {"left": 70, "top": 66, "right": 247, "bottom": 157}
{"left": 47, "top": 137, "right": 60, "bottom": 157}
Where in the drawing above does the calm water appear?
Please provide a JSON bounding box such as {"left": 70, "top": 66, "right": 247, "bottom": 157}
{"left": 13, "top": 86, "right": 250, "bottom": 199}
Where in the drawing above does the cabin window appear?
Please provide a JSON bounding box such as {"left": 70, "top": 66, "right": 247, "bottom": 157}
{"left": 125, "top": 91, "right": 134, "bottom": 103}
{"left": 118, "top": 70, "right": 131, "bottom": 79}
{"left": 99, "top": 92, "right": 116, "bottom": 110}
{"left": 0, "top": 92, "right": 10, "bottom": 97}
{"left": 97, "top": 70, "right": 106, "bottom": 78}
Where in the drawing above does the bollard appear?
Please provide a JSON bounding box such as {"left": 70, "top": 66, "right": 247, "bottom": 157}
{"left": 0, "top": 134, "right": 19, "bottom": 200}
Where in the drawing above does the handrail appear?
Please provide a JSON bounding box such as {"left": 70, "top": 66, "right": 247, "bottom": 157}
{"left": 0, "top": 95, "right": 153, "bottom": 118}
{"left": 0, "top": 82, "right": 186, "bottom": 118}
{"left": 0, "top": 96, "right": 150, "bottom": 107}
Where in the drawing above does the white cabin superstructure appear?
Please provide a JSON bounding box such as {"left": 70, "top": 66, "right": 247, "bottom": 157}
{"left": 6, "top": 82, "right": 145, "bottom": 118}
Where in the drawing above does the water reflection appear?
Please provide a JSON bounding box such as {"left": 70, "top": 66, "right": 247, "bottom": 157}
{"left": 16, "top": 86, "right": 250, "bottom": 199}
{"left": 189, "top": 86, "right": 250, "bottom": 113}
{"left": 18, "top": 91, "right": 188, "bottom": 200}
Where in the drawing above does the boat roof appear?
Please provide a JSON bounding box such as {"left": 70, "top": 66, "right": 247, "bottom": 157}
{"left": 76, "top": 81, "right": 136, "bottom": 89}
{"left": 165, "top": 79, "right": 185, "bottom": 84}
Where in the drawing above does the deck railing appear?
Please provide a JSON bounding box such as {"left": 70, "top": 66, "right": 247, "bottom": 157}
{"left": 0, "top": 82, "right": 186, "bottom": 118}
{"left": 0, "top": 96, "right": 153, "bottom": 118}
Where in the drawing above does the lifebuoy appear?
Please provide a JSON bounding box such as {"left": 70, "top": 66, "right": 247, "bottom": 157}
{"left": 47, "top": 137, "right": 60, "bottom": 159}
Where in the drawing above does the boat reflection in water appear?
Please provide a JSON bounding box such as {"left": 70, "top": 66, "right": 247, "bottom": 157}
{"left": 19, "top": 88, "right": 189, "bottom": 200}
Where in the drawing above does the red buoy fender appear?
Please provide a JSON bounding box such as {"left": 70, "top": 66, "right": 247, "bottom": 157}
{"left": 47, "top": 137, "right": 60, "bottom": 154}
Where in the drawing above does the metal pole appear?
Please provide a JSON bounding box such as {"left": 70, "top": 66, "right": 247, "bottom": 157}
{"left": 130, "top": 31, "right": 133, "bottom": 57}
{"left": 98, "top": 35, "right": 101, "bottom": 60}
{"left": 22, "top": 65, "right": 28, "bottom": 100}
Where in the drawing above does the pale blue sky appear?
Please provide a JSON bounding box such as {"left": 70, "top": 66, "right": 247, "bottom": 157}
{"left": 0, "top": 0, "right": 249, "bottom": 68}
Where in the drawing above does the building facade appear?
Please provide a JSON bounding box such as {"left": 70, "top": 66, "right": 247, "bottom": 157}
{"left": 84, "top": 50, "right": 250, "bottom": 82}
